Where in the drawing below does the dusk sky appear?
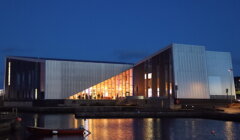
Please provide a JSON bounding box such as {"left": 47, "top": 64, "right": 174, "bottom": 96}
{"left": 0, "top": 0, "right": 240, "bottom": 88}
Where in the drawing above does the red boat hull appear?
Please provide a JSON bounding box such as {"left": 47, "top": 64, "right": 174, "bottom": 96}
{"left": 26, "top": 126, "right": 86, "bottom": 135}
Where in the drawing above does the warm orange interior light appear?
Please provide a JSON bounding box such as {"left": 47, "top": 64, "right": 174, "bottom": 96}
{"left": 68, "top": 69, "right": 133, "bottom": 100}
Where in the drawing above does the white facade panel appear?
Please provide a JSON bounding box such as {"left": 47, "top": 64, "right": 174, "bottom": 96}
{"left": 206, "top": 51, "right": 236, "bottom": 97}
{"left": 45, "top": 60, "right": 132, "bottom": 99}
{"left": 208, "top": 76, "right": 222, "bottom": 95}
{"left": 172, "top": 44, "right": 210, "bottom": 99}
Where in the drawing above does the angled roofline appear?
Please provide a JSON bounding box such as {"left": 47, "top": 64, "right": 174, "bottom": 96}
{"left": 134, "top": 44, "right": 173, "bottom": 66}
{"left": 7, "top": 56, "right": 45, "bottom": 63}
{"left": 6, "top": 56, "right": 134, "bottom": 65}
{"left": 134, "top": 43, "right": 209, "bottom": 66}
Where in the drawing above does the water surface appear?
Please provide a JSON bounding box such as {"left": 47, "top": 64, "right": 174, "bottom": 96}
{"left": 2, "top": 113, "right": 240, "bottom": 140}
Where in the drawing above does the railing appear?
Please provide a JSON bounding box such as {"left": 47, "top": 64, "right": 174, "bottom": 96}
{"left": 0, "top": 108, "right": 18, "bottom": 120}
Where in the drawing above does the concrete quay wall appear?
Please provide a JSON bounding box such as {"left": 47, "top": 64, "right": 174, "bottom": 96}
{"left": 75, "top": 111, "right": 240, "bottom": 122}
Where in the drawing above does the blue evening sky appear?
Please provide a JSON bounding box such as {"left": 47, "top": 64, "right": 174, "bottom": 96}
{"left": 0, "top": 0, "right": 240, "bottom": 88}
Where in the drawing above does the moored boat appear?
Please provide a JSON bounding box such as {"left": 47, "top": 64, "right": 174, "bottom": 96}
{"left": 0, "top": 112, "right": 22, "bottom": 133}
{"left": 26, "top": 126, "right": 90, "bottom": 135}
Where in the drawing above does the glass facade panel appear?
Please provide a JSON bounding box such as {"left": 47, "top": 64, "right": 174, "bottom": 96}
{"left": 68, "top": 69, "right": 133, "bottom": 100}
{"left": 4, "top": 58, "right": 43, "bottom": 100}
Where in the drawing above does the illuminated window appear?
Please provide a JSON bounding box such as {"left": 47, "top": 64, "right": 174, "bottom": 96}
{"left": 144, "top": 74, "right": 147, "bottom": 79}
{"left": 148, "top": 73, "right": 152, "bottom": 79}
{"left": 35, "top": 88, "right": 38, "bottom": 100}
{"left": 157, "top": 88, "right": 160, "bottom": 97}
{"left": 68, "top": 69, "right": 133, "bottom": 100}
{"left": 148, "top": 88, "right": 152, "bottom": 97}
{"left": 104, "top": 92, "right": 108, "bottom": 97}
{"left": 169, "top": 83, "right": 172, "bottom": 95}
{"left": 8, "top": 62, "right": 11, "bottom": 86}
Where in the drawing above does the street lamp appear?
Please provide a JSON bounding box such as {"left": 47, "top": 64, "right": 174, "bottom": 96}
{"left": 228, "top": 69, "right": 233, "bottom": 104}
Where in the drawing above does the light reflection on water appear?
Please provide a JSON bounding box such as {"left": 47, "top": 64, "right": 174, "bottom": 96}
{"left": 2, "top": 113, "right": 240, "bottom": 140}
{"left": 225, "top": 121, "right": 234, "bottom": 140}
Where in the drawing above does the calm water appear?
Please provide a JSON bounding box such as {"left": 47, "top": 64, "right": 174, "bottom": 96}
{"left": 1, "top": 113, "right": 240, "bottom": 140}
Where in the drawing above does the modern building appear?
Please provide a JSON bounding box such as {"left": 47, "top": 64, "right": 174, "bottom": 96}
{"left": 133, "top": 44, "right": 236, "bottom": 102}
{"left": 4, "top": 56, "right": 133, "bottom": 100}
{"left": 3, "top": 44, "right": 236, "bottom": 103}
{"left": 234, "top": 77, "right": 240, "bottom": 98}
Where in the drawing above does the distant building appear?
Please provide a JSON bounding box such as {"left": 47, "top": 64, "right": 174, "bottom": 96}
{"left": 234, "top": 77, "right": 240, "bottom": 90}
{"left": 0, "top": 89, "right": 4, "bottom": 96}
{"left": 3, "top": 44, "right": 236, "bottom": 103}
{"left": 234, "top": 77, "right": 240, "bottom": 98}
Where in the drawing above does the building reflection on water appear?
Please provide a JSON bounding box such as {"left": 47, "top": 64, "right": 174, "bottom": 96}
{"left": 143, "top": 119, "right": 153, "bottom": 139}
{"left": 20, "top": 114, "right": 240, "bottom": 140}
{"left": 225, "top": 121, "right": 233, "bottom": 140}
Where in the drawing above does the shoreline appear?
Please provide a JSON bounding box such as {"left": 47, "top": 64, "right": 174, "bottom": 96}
{"left": 1, "top": 106, "right": 240, "bottom": 122}
{"left": 75, "top": 111, "right": 240, "bottom": 122}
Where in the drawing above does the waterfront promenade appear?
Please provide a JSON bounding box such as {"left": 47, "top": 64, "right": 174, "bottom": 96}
{"left": 1, "top": 102, "right": 240, "bottom": 122}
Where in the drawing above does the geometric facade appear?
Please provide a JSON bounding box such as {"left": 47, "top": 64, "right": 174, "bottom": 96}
{"left": 133, "top": 44, "right": 236, "bottom": 100}
{"left": 4, "top": 56, "right": 133, "bottom": 100}
{"left": 3, "top": 44, "right": 236, "bottom": 101}
{"left": 44, "top": 60, "right": 132, "bottom": 99}
{"left": 68, "top": 69, "right": 133, "bottom": 99}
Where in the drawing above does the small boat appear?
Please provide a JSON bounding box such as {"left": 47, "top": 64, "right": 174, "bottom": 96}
{"left": 26, "top": 126, "right": 90, "bottom": 136}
